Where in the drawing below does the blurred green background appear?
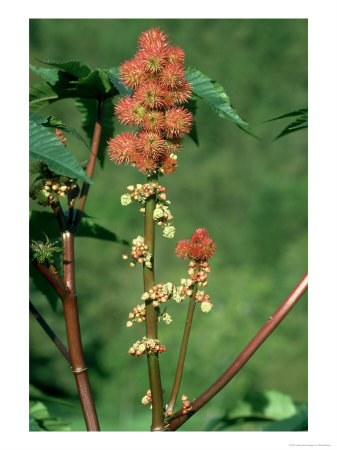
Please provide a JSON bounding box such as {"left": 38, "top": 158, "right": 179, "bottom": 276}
{"left": 29, "top": 19, "right": 308, "bottom": 431}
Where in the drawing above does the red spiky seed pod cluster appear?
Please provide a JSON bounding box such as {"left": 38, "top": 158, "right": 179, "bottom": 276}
{"left": 175, "top": 228, "right": 216, "bottom": 261}
{"left": 108, "top": 28, "right": 193, "bottom": 175}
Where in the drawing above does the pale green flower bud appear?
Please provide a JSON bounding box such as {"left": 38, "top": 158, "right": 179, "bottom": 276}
{"left": 138, "top": 343, "right": 146, "bottom": 353}
{"left": 200, "top": 302, "right": 213, "bottom": 313}
{"left": 163, "top": 313, "right": 173, "bottom": 325}
{"left": 121, "top": 194, "right": 132, "bottom": 206}
{"left": 153, "top": 207, "right": 164, "bottom": 220}
{"left": 163, "top": 225, "right": 175, "bottom": 239}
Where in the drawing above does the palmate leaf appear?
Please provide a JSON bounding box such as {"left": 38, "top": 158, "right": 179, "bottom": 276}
{"left": 75, "top": 97, "right": 115, "bottom": 167}
{"left": 29, "top": 211, "right": 129, "bottom": 245}
{"left": 37, "top": 114, "right": 91, "bottom": 152}
{"left": 185, "top": 96, "right": 199, "bottom": 146}
{"left": 108, "top": 67, "right": 133, "bottom": 96}
{"left": 29, "top": 60, "right": 119, "bottom": 113}
{"left": 262, "top": 403, "right": 308, "bottom": 431}
{"left": 29, "top": 64, "right": 62, "bottom": 85}
{"left": 205, "top": 390, "right": 303, "bottom": 432}
{"left": 73, "top": 68, "right": 117, "bottom": 97}
{"left": 186, "top": 67, "right": 249, "bottom": 128}
{"left": 267, "top": 108, "right": 308, "bottom": 140}
{"left": 29, "top": 384, "right": 71, "bottom": 407}
{"left": 39, "top": 59, "right": 92, "bottom": 79}
{"left": 29, "top": 113, "right": 93, "bottom": 184}
{"left": 29, "top": 401, "right": 71, "bottom": 432}
{"left": 31, "top": 113, "right": 91, "bottom": 153}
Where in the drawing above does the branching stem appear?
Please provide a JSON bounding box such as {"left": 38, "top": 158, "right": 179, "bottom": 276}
{"left": 166, "top": 272, "right": 308, "bottom": 431}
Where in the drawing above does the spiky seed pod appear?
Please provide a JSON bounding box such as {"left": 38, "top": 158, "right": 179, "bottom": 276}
{"left": 134, "top": 80, "right": 167, "bottom": 109}
{"left": 138, "top": 28, "right": 169, "bottom": 50}
{"left": 107, "top": 132, "right": 138, "bottom": 165}
{"left": 164, "top": 107, "right": 193, "bottom": 138}
{"left": 136, "top": 131, "right": 165, "bottom": 161}
{"left": 115, "top": 96, "right": 147, "bottom": 126}
{"left": 160, "top": 63, "right": 186, "bottom": 88}
{"left": 170, "top": 79, "right": 193, "bottom": 104}
{"left": 142, "top": 110, "right": 165, "bottom": 133}
{"left": 138, "top": 45, "right": 167, "bottom": 73}
{"left": 165, "top": 46, "right": 185, "bottom": 64}
{"left": 119, "top": 58, "right": 147, "bottom": 88}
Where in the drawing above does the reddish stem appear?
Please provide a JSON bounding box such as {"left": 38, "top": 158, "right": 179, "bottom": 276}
{"left": 73, "top": 98, "right": 104, "bottom": 230}
{"left": 61, "top": 231, "right": 100, "bottom": 431}
{"left": 167, "top": 272, "right": 308, "bottom": 431}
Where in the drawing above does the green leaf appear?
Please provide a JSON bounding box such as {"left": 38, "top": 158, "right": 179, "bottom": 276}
{"left": 39, "top": 59, "right": 92, "bottom": 79}
{"left": 29, "top": 81, "right": 64, "bottom": 113}
{"left": 29, "top": 384, "right": 71, "bottom": 407}
{"left": 186, "top": 67, "right": 248, "bottom": 127}
{"left": 75, "top": 97, "right": 115, "bottom": 167}
{"left": 262, "top": 403, "right": 308, "bottom": 431}
{"left": 29, "top": 416, "right": 42, "bottom": 431}
{"left": 29, "top": 211, "right": 129, "bottom": 244}
{"left": 77, "top": 218, "right": 129, "bottom": 244}
{"left": 226, "top": 390, "right": 297, "bottom": 421}
{"left": 29, "top": 401, "right": 71, "bottom": 431}
{"left": 205, "top": 391, "right": 305, "bottom": 432}
{"left": 185, "top": 96, "right": 199, "bottom": 146}
{"left": 37, "top": 115, "right": 91, "bottom": 152}
{"left": 29, "top": 61, "right": 117, "bottom": 112}
{"left": 267, "top": 108, "right": 308, "bottom": 122}
{"left": 266, "top": 108, "right": 308, "bottom": 140}
{"left": 29, "top": 113, "right": 93, "bottom": 184}
{"left": 30, "top": 64, "right": 62, "bottom": 85}
{"left": 108, "top": 67, "right": 133, "bottom": 96}
{"left": 72, "top": 68, "right": 118, "bottom": 97}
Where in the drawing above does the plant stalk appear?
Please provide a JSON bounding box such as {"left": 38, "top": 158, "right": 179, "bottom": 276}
{"left": 61, "top": 231, "right": 100, "bottom": 431}
{"left": 167, "top": 272, "right": 308, "bottom": 431}
{"left": 166, "top": 263, "right": 200, "bottom": 415}
{"left": 143, "top": 173, "right": 165, "bottom": 431}
{"left": 73, "top": 97, "right": 104, "bottom": 231}
{"left": 29, "top": 300, "right": 71, "bottom": 363}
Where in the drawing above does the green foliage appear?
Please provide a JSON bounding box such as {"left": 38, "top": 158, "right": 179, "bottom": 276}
{"left": 29, "top": 384, "right": 72, "bottom": 407}
{"left": 40, "top": 59, "right": 92, "bottom": 79}
{"left": 108, "top": 67, "right": 133, "bottom": 96}
{"left": 29, "top": 60, "right": 119, "bottom": 113}
{"left": 37, "top": 114, "right": 91, "bottom": 152}
{"left": 185, "top": 96, "right": 199, "bottom": 145}
{"left": 186, "top": 67, "right": 248, "bottom": 128}
{"left": 29, "top": 400, "right": 71, "bottom": 431}
{"left": 29, "top": 210, "right": 128, "bottom": 244}
{"left": 29, "top": 113, "right": 93, "bottom": 183}
{"left": 205, "top": 390, "right": 307, "bottom": 431}
{"left": 267, "top": 108, "right": 308, "bottom": 140}
{"left": 75, "top": 97, "right": 115, "bottom": 167}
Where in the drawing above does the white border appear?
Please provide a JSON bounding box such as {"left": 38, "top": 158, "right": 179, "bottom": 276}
{"left": 1, "top": 1, "right": 337, "bottom": 449}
